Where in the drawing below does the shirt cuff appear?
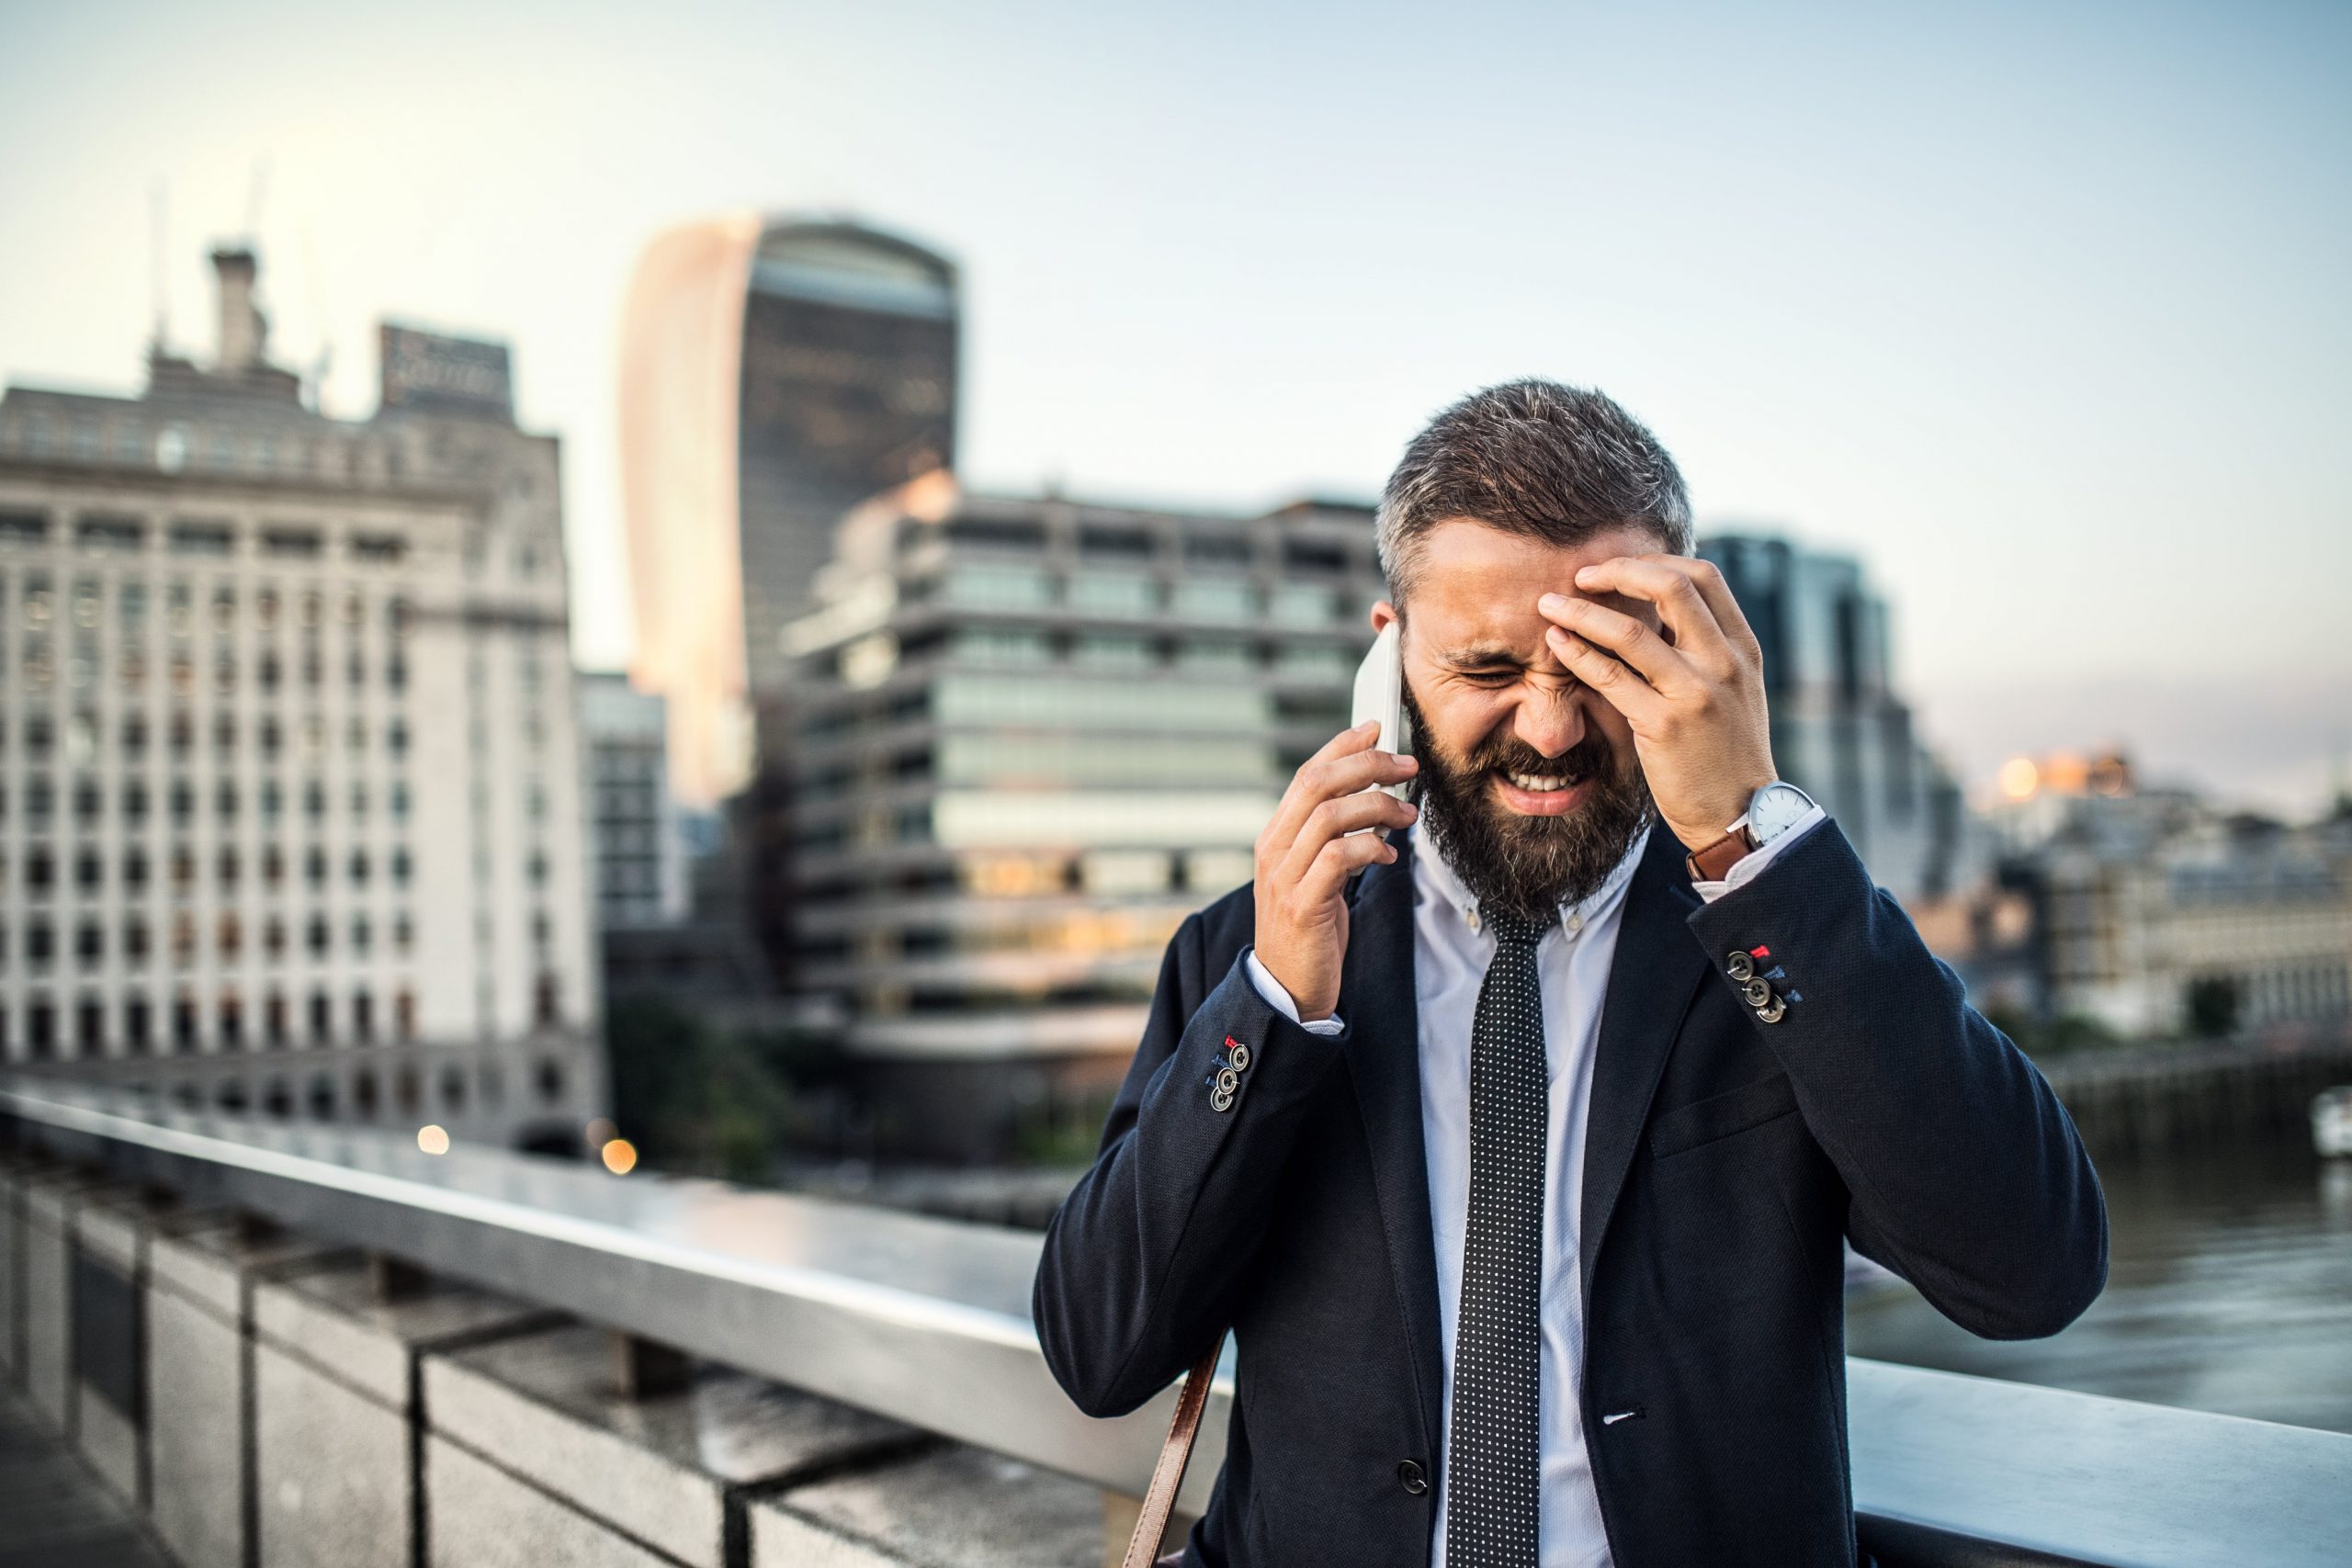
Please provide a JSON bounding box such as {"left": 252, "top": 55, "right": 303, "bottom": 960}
{"left": 1244, "top": 947, "right": 1347, "bottom": 1035}
{"left": 1691, "top": 804, "right": 1828, "bottom": 904}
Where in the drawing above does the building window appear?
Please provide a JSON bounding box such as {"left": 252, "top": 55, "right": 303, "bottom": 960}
{"left": 125, "top": 998, "right": 151, "bottom": 1053}
{"left": 217, "top": 847, "right": 240, "bottom": 888}
{"left": 310, "top": 990, "right": 332, "bottom": 1043}
{"left": 266, "top": 991, "right": 288, "bottom": 1047}
{"left": 174, "top": 994, "right": 198, "bottom": 1052}
{"left": 306, "top": 916, "right": 329, "bottom": 957}
{"left": 124, "top": 919, "right": 149, "bottom": 964}
{"left": 170, "top": 913, "right": 196, "bottom": 966}
{"left": 75, "top": 921, "right": 102, "bottom": 967}
{"left": 305, "top": 848, "right": 326, "bottom": 889}
{"left": 74, "top": 848, "right": 101, "bottom": 891}
{"left": 264, "top": 918, "right": 286, "bottom": 960}
{"left": 219, "top": 990, "right": 243, "bottom": 1047}
{"left": 348, "top": 850, "right": 370, "bottom": 887}
{"left": 262, "top": 846, "right": 284, "bottom": 888}
{"left": 170, "top": 779, "right": 195, "bottom": 826}
{"left": 350, "top": 916, "right": 370, "bottom": 954}
{"left": 1067, "top": 571, "right": 1158, "bottom": 617}
{"left": 123, "top": 848, "right": 148, "bottom": 890}
{"left": 534, "top": 973, "right": 560, "bottom": 1028}
{"left": 352, "top": 989, "right": 375, "bottom": 1043}
{"left": 1171, "top": 578, "right": 1256, "bottom": 622}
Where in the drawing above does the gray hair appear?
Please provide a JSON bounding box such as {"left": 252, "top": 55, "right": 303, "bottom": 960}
{"left": 1375, "top": 378, "right": 1692, "bottom": 601}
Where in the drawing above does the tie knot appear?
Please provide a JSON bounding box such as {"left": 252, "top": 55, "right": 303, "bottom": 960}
{"left": 1480, "top": 902, "right": 1549, "bottom": 949}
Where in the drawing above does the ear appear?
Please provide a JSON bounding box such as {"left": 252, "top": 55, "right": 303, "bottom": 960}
{"left": 1370, "top": 599, "right": 1399, "bottom": 635}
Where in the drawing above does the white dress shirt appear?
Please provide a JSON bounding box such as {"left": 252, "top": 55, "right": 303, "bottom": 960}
{"left": 1245, "top": 804, "right": 1825, "bottom": 1568}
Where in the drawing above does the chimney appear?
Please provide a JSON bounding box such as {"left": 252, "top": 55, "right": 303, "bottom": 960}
{"left": 211, "top": 246, "right": 267, "bottom": 373}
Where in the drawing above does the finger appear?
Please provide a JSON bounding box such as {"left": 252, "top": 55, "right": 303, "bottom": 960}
{"left": 1536, "top": 592, "right": 1695, "bottom": 694}
{"left": 1567, "top": 556, "right": 1734, "bottom": 671}
{"left": 1297, "top": 829, "right": 1400, "bottom": 906}
{"left": 1637, "top": 553, "right": 1759, "bottom": 668}
{"left": 1278, "top": 789, "right": 1419, "bottom": 886}
{"left": 1265, "top": 737, "right": 1418, "bottom": 860}
{"left": 1545, "top": 625, "right": 1671, "bottom": 728}
{"left": 1262, "top": 720, "right": 1384, "bottom": 858}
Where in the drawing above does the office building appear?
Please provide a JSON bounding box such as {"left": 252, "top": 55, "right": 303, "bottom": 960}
{"left": 779, "top": 480, "right": 1381, "bottom": 1157}
{"left": 1699, "top": 534, "right": 1966, "bottom": 903}
{"left": 0, "top": 247, "right": 602, "bottom": 1148}
{"left": 617, "top": 215, "right": 958, "bottom": 806}
{"left": 1993, "top": 757, "right": 2352, "bottom": 1037}
{"left": 576, "top": 671, "right": 687, "bottom": 930}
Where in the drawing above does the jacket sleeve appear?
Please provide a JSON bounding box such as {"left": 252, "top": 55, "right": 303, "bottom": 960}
{"left": 1684, "top": 819, "right": 2109, "bottom": 1340}
{"left": 1032, "top": 910, "right": 1351, "bottom": 1417}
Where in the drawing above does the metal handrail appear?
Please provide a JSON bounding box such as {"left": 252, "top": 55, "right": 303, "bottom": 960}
{"left": 6, "top": 1081, "right": 2347, "bottom": 1565}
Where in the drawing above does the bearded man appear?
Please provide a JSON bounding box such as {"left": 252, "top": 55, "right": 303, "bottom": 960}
{"left": 1033, "top": 379, "right": 2108, "bottom": 1568}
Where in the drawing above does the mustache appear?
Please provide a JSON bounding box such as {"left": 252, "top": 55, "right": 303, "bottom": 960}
{"left": 1454, "top": 725, "right": 1622, "bottom": 784}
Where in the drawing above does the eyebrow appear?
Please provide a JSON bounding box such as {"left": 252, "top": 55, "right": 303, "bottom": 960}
{"left": 1436, "top": 643, "right": 1530, "bottom": 669}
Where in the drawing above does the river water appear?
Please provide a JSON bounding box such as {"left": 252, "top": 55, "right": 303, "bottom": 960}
{"left": 1844, "top": 1140, "right": 2352, "bottom": 1435}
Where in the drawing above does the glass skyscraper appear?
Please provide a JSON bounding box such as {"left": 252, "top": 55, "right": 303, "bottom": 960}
{"left": 618, "top": 216, "right": 958, "bottom": 807}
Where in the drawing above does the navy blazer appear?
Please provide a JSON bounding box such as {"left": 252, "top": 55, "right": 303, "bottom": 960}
{"left": 1033, "top": 819, "right": 2108, "bottom": 1568}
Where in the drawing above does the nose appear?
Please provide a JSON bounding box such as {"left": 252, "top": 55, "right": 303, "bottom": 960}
{"left": 1512, "top": 683, "right": 1587, "bottom": 761}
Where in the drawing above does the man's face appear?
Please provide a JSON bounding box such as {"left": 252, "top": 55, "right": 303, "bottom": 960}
{"left": 1377, "top": 518, "right": 1663, "bottom": 923}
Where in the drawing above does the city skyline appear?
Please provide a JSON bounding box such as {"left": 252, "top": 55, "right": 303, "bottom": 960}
{"left": 2, "top": 0, "right": 2346, "bottom": 814}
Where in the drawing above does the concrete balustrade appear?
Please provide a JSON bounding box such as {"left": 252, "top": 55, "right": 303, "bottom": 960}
{"left": 0, "top": 1153, "right": 1116, "bottom": 1568}
{"left": 9, "top": 1085, "right": 2350, "bottom": 1568}
{"left": 147, "top": 1212, "right": 345, "bottom": 1568}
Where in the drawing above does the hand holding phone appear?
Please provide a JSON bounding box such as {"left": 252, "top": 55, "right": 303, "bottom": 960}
{"left": 1248, "top": 631, "right": 1419, "bottom": 1021}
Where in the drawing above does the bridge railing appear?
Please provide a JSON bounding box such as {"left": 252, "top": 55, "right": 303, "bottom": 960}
{"left": 4, "top": 1080, "right": 2347, "bottom": 1568}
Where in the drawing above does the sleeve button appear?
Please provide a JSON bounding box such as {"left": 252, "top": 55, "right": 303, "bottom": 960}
{"left": 1725, "top": 951, "right": 1756, "bottom": 982}
{"left": 1741, "top": 976, "right": 1773, "bottom": 1009}
{"left": 1396, "top": 1459, "right": 1429, "bottom": 1495}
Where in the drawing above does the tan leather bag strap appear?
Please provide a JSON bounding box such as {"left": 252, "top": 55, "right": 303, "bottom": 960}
{"left": 1121, "top": 1335, "right": 1226, "bottom": 1568}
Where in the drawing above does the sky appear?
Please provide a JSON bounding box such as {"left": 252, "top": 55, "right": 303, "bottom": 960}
{"left": 2, "top": 0, "right": 2346, "bottom": 813}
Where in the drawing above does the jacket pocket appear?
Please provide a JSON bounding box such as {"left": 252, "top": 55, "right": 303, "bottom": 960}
{"left": 1647, "top": 1072, "right": 1800, "bottom": 1159}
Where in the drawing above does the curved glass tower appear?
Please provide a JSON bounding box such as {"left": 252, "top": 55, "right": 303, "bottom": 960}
{"left": 619, "top": 216, "right": 958, "bottom": 805}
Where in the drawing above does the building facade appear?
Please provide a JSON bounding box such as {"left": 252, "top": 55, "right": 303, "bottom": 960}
{"left": 0, "top": 248, "right": 602, "bottom": 1149}
{"left": 779, "top": 482, "right": 1381, "bottom": 1157}
{"left": 617, "top": 215, "right": 959, "bottom": 806}
{"left": 1699, "top": 533, "right": 1966, "bottom": 904}
{"left": 575, "top": 671, "right": 686, "bottom": 931}
{"left": 1993, "top": 762, "right": 2352, "bottom": 1038}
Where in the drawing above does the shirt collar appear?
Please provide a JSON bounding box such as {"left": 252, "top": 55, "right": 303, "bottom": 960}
{"left": 1409, "top": 818, "right": 1654, "bottom": 940}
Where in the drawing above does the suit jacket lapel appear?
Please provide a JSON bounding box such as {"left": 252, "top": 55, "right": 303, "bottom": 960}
{"left": 1341, "top": 834, "right": 1448, "bottom": 1462}
{"left": 1577, "top": 824, "right": 1710, "bottom": 1318}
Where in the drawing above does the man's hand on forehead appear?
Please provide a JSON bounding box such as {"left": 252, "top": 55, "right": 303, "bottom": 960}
{"left": 1532, "top": 552, "right": 1778, "bottom": 854}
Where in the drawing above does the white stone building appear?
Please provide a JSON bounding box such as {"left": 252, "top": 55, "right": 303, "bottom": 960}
{"left": 0, "top": 248, "right": 601, "bottom": 1149}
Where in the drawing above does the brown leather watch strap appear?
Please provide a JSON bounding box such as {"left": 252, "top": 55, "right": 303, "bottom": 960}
{"left": 1684, "top": 824, "right": 1751, "bottom": 883}
{"left": 1122, "top": 1336, "right": 1226, "bottom": 1568}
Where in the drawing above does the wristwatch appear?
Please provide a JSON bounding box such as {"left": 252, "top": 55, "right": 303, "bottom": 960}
{"left": 1684, "top": 780, "right": 1816, "bottom": 882}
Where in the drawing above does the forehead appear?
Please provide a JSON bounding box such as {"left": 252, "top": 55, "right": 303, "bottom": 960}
{"left": 1407, "top": 516, "right": 1658, "bottom": 654}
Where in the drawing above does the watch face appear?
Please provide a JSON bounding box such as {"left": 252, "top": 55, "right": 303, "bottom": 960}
{"left": 1749, "top": 782, "right": 1813, "bottom": 842}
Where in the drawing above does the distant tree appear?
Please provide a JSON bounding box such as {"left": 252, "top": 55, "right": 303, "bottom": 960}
{"left": 2185, "top": 976, "right": 2241, "bottom": 1042}
{"left": 603, "top": 998, "right": 843, "bottom": 1182}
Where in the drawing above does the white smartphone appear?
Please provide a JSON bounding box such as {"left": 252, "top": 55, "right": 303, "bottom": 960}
{"left": 1348, "top": 621, "right": 1414, "bottom": 838}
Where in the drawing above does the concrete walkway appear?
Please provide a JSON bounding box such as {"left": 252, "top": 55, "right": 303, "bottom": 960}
{"left": 0, "top": 1384, "right": 170, "bottom": 1568}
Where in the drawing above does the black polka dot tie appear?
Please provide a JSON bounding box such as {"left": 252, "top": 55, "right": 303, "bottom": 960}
{"left": 1444, "top": 902, "right": 1548, "bottom": 1568}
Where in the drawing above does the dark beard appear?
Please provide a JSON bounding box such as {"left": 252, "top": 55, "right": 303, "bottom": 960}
{"left": 1401, "top": 680, "right": 1657, "bottom": 927}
